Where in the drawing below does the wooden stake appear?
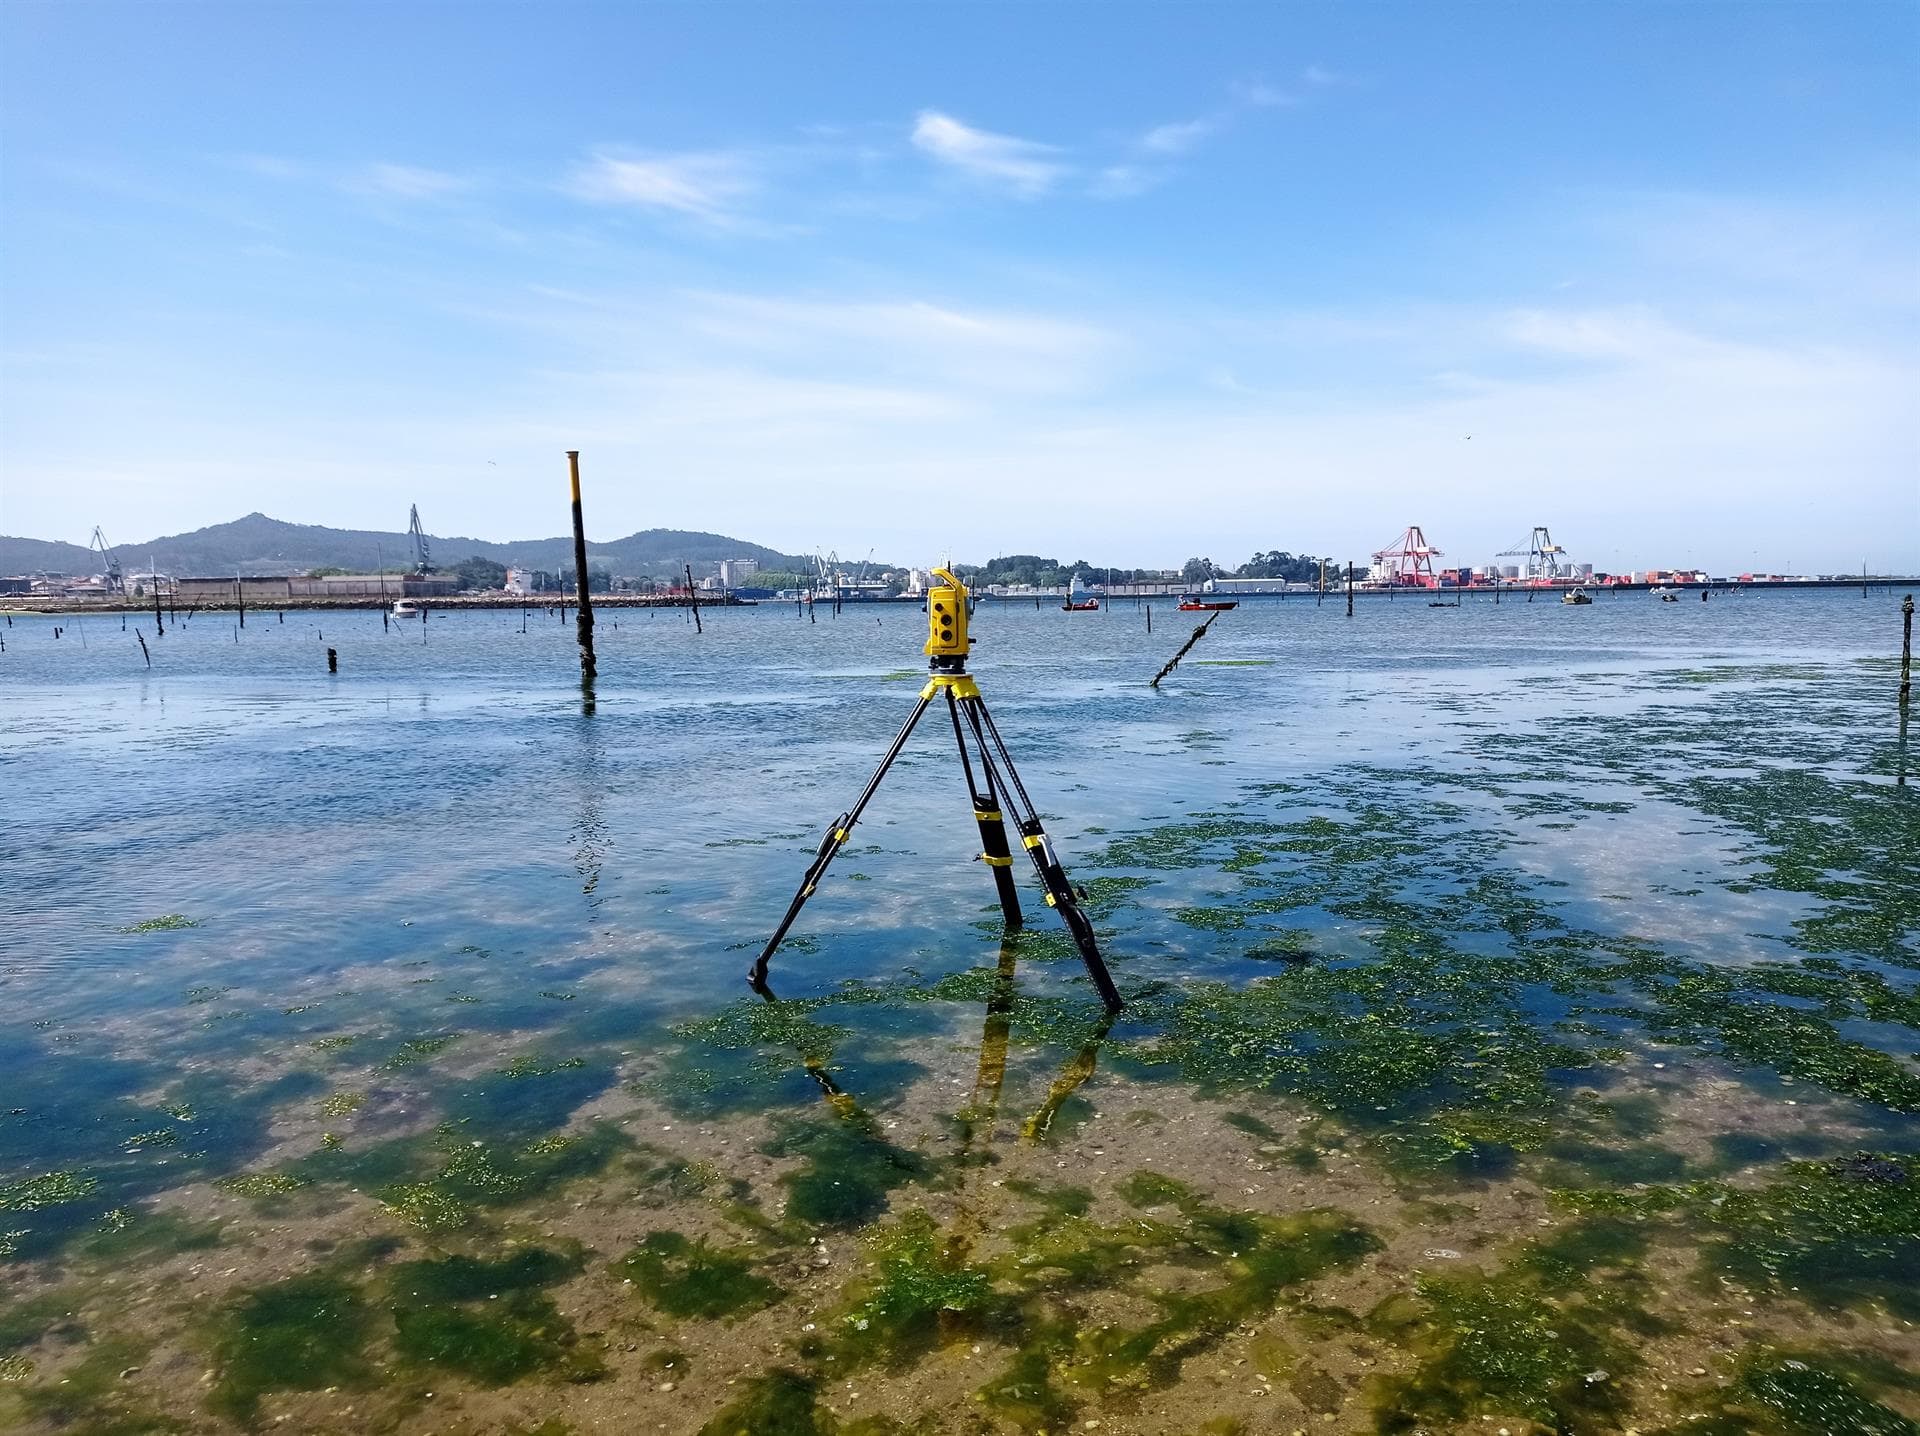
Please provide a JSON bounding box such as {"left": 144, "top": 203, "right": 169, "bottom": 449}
{"left": 1346, "top": 562, "right": 1354, "bottom": 618}
{"left": 137, "top": 631, "right": 150, "bottom": 667}
{"left": 686, "top": 564, "right": 702, "bottom": 634}
{"left": 1150, "top": 611, "right": 1223, "bottom": 688}
{"left": 1901, "top": 594, "right": 1913, "bottom": 707}
{"left": 327, "top": 647, "right": 338, "bottom": 673}
{"left": 567, "top": 450, "right": 597, "bottom": 683}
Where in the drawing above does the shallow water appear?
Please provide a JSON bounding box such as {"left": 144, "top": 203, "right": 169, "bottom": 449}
{"left": 1, "top": 589, "right": 1916, "bottom": 1435}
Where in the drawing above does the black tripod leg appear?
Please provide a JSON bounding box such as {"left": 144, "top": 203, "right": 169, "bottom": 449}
{"left": 749, "top": 693, "right": 933, "bottom": 990}
{"left": 960, "top": 695, "right": 1125, "bottom": 1012}
{"left": 946, "top": 689, "right": 1022, "bottom": 928}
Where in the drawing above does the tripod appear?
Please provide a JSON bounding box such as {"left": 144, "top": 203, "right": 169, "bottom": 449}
{"left": 748, "top": 569, "right": 1124, "bottom": 1011}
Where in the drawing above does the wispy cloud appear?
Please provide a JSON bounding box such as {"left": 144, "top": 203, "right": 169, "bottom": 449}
{"left": 349, "top": 163, "right": 471, "bottom": 200}
{"left": 1090, "top": 165, "right": 1162, "bottom": 200}
{"left": 910, "top": 111, "right": 1066, "bottom": 195}
{"left": 1231, "top": 80, "right": 1302, "bottom": 109}
{"left": 1141, "top": 118, "right": 1215, "bottom": 155}
{"left": 564, "top": 147, "right": 754, "bottom": 220}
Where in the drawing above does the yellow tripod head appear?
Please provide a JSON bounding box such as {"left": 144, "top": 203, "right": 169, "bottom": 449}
{"left": 924, "top": 566, "right": 972, "bottom": 662}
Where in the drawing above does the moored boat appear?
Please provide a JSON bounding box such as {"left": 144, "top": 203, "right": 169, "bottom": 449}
{"left": 1178, "top": 597, "right": 1238, "bottom": 611}
{"left": 1561, "top": 587, "right": 1593, "bottom": 606}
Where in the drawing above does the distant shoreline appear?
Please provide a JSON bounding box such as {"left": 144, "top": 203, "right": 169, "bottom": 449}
{"left": 2, "top": 576, "right": 1912, "bottom": 617}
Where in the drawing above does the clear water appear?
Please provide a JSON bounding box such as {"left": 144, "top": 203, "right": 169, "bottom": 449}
{"left": 1, "top": 589, "right": 1915, "bottom": 1434}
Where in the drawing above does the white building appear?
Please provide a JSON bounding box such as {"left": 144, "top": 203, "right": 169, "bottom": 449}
{"left": 504, "top": 567, "right": 535, "bottom": 595}
{"left": 716, "top": 558, "right": 759, "bottom": 587}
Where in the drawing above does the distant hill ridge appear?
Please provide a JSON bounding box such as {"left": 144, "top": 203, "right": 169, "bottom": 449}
{"left": 0, "top": 512, "right": 813, "bottom": 579}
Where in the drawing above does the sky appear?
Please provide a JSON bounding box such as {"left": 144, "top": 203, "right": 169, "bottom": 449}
{"left": 1, "top": 2, "right": 1916, "bottom": 575}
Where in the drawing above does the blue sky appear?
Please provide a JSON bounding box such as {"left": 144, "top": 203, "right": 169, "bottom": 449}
{"left": 2, "top": 1, "right": 1915, "bottom": 573}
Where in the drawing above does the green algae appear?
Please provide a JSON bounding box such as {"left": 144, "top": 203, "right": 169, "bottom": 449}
{"left": 381, "top": 1034, "right": 460, "bottom": 1070}
{"left": 318, "top": 1090, "right": 365, "bottom": 1118}
{"left": 76, "top": 1207, "right": 223, "bottom": 1261}
{"left": 1552, "top": 1150, "right": 1920, "bottom": 1316}
{"left": 214, "top": 1172, "right": 306, "bottom": 1199}
{"left": 364, "top": 1122, "right": 630, "bottom": 1232}
{"left": 763, "top": 1110, "right": 935, "bottom": 1228}
{"left": 1730, "top": 1350, "right": 1920, "bottom": 1436}
{"left": 9, "top": 1333, "right": 175, "bottom": 1433}
{"left": 1120, "top": 951, "right": 1596, "bottom": 1172}
{"left": 1369, "top": 1273, "right": 1630, "bottom": 1432}
{"left": 120, "top": 915, "right": 197, "bottom": 933}
{"left": 0, "top": 1291, "right": 82, "bottom": 1352}
{"left": 1641, "top": 1345, "right": 1920, "bottom": 1435}
{"left": 209, "top": 1271, "right": 374, "bottom": 1422}
{"left": 837, "top": 1208, "right": 989, "bottom": 1365}
{"left": 974, "top": 1173, "right": 1378, "bottom": 1421}
{"left": 698, "top": 1368, "right": 825, "bottom": 1435}
{"left": 497, "top": 1054, "right": 590, "bottom": 1078}
{"left": 0, "top": 1170, "right": 98, "bottom": 1211}
{"left": 613, "top": 1230, "right": 782, "bottom": 1319}
{"left": 389, "top": 1246, "right": 604, "bottom": 1386}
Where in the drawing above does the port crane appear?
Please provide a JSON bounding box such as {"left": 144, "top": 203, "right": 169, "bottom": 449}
{"left": 1371, "top": 525, "right": 1443, "bottom": 587}
{"left": 407, "top": 505, "right": 433, "bottom": 574}
{"left": 89, "top": 527, "right": 125, "bottom": 594}
{"left": 1498, "top": 526, "right": 1566, "bottom": 583}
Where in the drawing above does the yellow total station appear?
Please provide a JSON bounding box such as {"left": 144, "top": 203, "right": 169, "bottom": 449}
{"left": 749, "top": 558, "right": 1123, "bottom": 1011}
{"left": 924, "top": 566, "right": 972, "bottom": 660}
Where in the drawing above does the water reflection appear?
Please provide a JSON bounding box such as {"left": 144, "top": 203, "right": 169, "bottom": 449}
{"left": 568, "top": 709, "right": 608, "bottom": 908}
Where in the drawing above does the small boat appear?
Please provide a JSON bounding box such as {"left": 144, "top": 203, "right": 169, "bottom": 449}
{"left": 1062, "top": 597, "right": 1100, "bottom": 611}
{"left": 1652, "top": 586, "right": 1680, "bottom": 602}
{"left": 1178, "top": 597, "right": 1238, "bottom": 611}
{"left": 392, "top": 599, "right": 420, "bottom": 618}
{"left": 1561, "top": 587, "right": 1593, "bottom": 606}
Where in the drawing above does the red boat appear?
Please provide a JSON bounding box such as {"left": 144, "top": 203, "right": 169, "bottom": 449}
{"left": 1062, "top": 599, "right": 1100, "bottom": 611}
{"left": 1177, "top": 598, "right": 1237, "bottom": 611}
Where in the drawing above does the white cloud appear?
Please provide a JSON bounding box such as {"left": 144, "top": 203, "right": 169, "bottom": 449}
{"left": 1141, "top": 118, "right": 1214, "bottom": 154}
{"left": 351, "top": 163, "right": 471, "bottom": 199}
{"left": 1231, "top": 80, "right": 1301, "bottom": 109}
{"left": 910, "top": 111, "right": 1066, "bottom": 195}
{"left": 564, "top": 148, "right": 754, "bottom": 220}
{"left": 1090, "top": 165, "right": 1165, "bottom": 199}
{"left": 1302, "top": 64, "right": 1349, "bottom": 87}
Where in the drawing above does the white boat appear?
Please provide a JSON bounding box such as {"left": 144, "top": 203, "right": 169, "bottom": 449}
{"left": 1651, "top": 586, "right": 1680, "bottom": 602}
{"left": 392, "top": 599, "right": 420, "bottom": 618}
{"left": 1561, "top": 587, "right": 1593, "bottom": 606}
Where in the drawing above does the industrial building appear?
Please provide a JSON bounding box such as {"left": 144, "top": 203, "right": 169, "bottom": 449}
{"left": 171, "top": 573, "right": 457, "bottom": 603}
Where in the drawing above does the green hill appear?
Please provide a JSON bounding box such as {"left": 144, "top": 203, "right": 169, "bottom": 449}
{"left": 0, "top": 513, "right": 811, "bottom": 580}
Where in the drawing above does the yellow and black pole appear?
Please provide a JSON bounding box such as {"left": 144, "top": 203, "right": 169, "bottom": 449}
{"left": 566, "top": 450, "right": 596, "bottom": 684}
{"left": 747, "top": 567, "right": 1123, "bottom": 1010}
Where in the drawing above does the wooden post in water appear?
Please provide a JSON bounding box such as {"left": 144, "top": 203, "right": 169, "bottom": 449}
{"left": 137, "top": 631, "right": 150, "bottom": 667}
{"left": 235, "top": 575, "right": 246, "bottom": 627}
{"left": 1146, "top": 603, "right": 1152, "bottom": 634}
{"left": 326, "top": 647, "right": 338, "bottom": 674}
{"left": 1901, "top": 594, "right": 1913, "bottom": 707}
{"left": 1346, "top": 562, "right": 1355, "bottom": 618}
{"left": 152, "top": 579, "right": 164, "bottom": 636}
{"left": 567, "top": 450, "right": 596, "bottom": 683}
{"left": 685, "top": 564, "right": 703, "bottom": 634}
